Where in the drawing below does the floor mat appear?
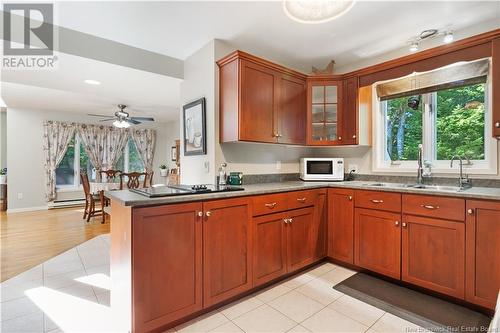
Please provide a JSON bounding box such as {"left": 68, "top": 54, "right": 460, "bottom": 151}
{"left": 333, "top": 273, "right": 491, "bottom": 333}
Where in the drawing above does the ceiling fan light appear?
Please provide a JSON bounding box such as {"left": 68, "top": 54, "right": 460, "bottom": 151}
{"left": 283, "top": 0, "right": 355, "bottom": 24}
{"left": 84, "top": 79, "right": 101, "bottom": 85}
{"left": 443, "top": 31, "right": 454, "bottom": 43}
{"left": 113, "top": 120, "right": 130, "bottom": 128}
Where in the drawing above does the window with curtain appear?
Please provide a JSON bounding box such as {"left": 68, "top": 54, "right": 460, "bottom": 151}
{"left": 115, "top": 138, "right": 145, "bottom": 173}
{"left": 374, "top": 58, "right": 496, "bottom": 174}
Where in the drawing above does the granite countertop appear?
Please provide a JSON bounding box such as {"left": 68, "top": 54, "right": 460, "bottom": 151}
{"left": 107, "top": 181, "right": 500, "bottom": 207}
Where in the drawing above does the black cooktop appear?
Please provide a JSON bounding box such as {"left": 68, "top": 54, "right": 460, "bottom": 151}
{"left": 130, "top": 184, "right": 244, "bottom": 198}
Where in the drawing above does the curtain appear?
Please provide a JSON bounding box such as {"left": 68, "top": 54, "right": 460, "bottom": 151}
{"left": 104, "top": 127, "right": 129, "bottom": 169}
{"left": 43, "top": 121, "right": 76, "bottom": 201}
{"left": 77, "top": 124, "right": 107, "bottom": 180}
{"left": 131, "top": 129, "right": 156, "bottom": 172}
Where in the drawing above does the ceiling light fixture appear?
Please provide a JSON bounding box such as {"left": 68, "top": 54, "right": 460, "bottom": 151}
{"left": 409, "top": 41, "right": 419, "bottom": 52}
{"left": 443, "top": 31, "right": 454, "bottom": 43}
{"left": 283, "top": 0, "right": 356, "bottom": 24}
{"left": 113, "top": 120, "right": 130, "bottom": 128}
{"left": 84, "top": 79, "right": 101, "bottom": 85}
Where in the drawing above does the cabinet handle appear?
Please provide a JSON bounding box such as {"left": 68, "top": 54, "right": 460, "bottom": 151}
{"left": 421, "top": 204, "right": 439, "bottom": 210}
{"left": 371, "top": 199, "right": 384, "bottom": 204}
{"left": 289, "top": 218, "right": 293, "bottom": 224}
{"left": 205, "top": 211, "right": 212, "bottom": 217}
{"left": 297, "top": 197, "right": 307, "bottom": 202}
{"left": 402, "top": 222, "right": 407, "bottom": 228}
{"left": 352, "top": 135, "right": 356, "bottom": 139}
{"left": 283, "top": 218, "right": 288, "bottom": 224}
{"left": 495, "top": 122, "right": 500, "bottom": 128}
{"left": 395, "top": 221, "right": 399, "bottom": 226}
{"left": 348, "top": 195, "right": 353, "bottom": 201}
{"left": 197, "top": 211, "right": 203, "bottom": 217}
{"left": 338, "top": 136, "right": 342, "bottom": 140}
{"left": 265, "top": 202, "right": 277, "bottom": 208}
{"left": 467, "top": 208, "right": 475, "bottom": 215}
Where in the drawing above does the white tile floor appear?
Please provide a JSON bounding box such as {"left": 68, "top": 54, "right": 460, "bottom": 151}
{"left": 0, "top": 234, "right": 430, "bottom": 333}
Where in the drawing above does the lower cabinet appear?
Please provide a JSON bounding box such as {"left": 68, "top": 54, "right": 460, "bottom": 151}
{"left": 203, "top": 198, "right": 252, "bottom": 307}
{"left": 354, "top": 208, "right": 401, "bottom": 279}
{"left": 287, "top": 207, "right": 315, "bottom": 272}
{"left": 312, "top": 190, "right": 327, "bottom": 260}
{"left": 253, "top": 211, "right": 288, "bottom": 286}
{"left": 253, "top": 206, "right": 316, "bottom": 286}
{"left": 402, "top": 215, "right": 465, "bottom": 299}
{"left": 466, "top": 200, "right": 500, "bottom": 309}
{"left": 132, "top": 203, "right": 203, "bottom": 333}
{"left": 328, "top": 189, "right": 354, "bottom": 264}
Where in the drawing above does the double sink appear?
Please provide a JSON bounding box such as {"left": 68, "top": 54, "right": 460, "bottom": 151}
{"left": 362, "top": 182, "right": 469, "bottom": 192}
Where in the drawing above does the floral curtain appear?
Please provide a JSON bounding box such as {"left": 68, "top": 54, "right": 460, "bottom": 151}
{"left": 104, "top": 127, "right": 129, "bottom": 169}
{"left": 76, "top": 124, "right": 107, "bottom": 180}
{"left": 43, "top": 121, "right": 76, "bottom": 201}
{"left": 131, "top": 129, "right": 156, "bottom": 172}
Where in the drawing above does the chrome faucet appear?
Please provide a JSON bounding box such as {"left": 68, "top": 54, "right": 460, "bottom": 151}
{"left": 450, "top": 155, "right": 472, "bottom": 190}
{"left": 417, "top": 144, "right": 425, "bottom": 184}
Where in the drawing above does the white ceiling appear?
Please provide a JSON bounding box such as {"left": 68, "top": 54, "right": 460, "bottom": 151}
{"left": 56, "top": 1, "right": 500, "bottom": 72}
{"left": 2, "top": 1, "right": 499, "bottom": 122}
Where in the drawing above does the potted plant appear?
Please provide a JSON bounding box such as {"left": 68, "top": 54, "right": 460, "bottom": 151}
{"left": 0, "top": 168, "right": 6, "bottom": 184}
{"left": 159, "top": 164, "right": 169, "bottom": 177}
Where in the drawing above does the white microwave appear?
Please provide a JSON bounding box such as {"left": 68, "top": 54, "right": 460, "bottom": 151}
{"left": 300, "top": 158, "right": 344, "bottom": 181}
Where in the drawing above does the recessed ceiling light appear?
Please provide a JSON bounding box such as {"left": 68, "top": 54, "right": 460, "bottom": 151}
{"left": 84, "top": 79, "right": 101, "bottom": 85}
{"left": 409, "top": 42, "right": 419, "bottom": 52}
{"left": 443, "top": 31, "right": 454, "bottom": 43}
{"left": 283, "top": 0, "right": 356, "bottom": 24}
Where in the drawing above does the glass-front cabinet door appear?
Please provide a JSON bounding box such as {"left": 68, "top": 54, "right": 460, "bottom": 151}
{"left": 307, "top": 80, "right": 343, "bottom": 145}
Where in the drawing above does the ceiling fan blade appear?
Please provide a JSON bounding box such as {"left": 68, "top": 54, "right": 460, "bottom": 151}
{"left": 130, "top": 117, "right": 154, "bottom": 122}
{"left": 99, "top": 118, "right": 116, "bottom": 122}
{"left": 126, "top": 119, "right": 141, "bottom": 125}
{"left": 87, "top": 113, "right": 113, "bottom": 118}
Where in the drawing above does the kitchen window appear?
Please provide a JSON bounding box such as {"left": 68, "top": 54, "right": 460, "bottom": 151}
{"left": 373, "top": 58, "right": 497, "bottom": 174}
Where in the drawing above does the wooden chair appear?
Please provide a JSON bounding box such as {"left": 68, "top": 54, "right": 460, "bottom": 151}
{"left": 81, "top": 173, "right": 106, "bottom": 224}
{"left": 120, "top": 171, "right": 154, "bottom": 190}
{"left": 99, "top": 169, "right": 122, "bottom": 183}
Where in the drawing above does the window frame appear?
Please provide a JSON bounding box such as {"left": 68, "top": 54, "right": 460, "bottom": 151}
{"left": 373, "top": 76, "right": 497, "bottom": 175}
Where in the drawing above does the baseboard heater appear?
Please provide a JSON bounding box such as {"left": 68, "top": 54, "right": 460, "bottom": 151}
{"left": 48, "top": 199, "right": 85, "bottom": 209}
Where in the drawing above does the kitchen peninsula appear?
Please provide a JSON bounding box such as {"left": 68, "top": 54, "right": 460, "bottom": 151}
{"left": 108, "top": 181, "right": 500, "bottom": 333}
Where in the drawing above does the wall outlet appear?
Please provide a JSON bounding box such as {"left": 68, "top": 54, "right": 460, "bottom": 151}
{"left": 204, "top": 161, "right": 210, "bottom": 173}
{"left": 17, "top": 193, "right": 23, "bottom": 200}
{"left": 348, "top": 164, "right": 358, "bottom": 173}
{"left": 276, "top": 160, "right": 282, "bottom": 170}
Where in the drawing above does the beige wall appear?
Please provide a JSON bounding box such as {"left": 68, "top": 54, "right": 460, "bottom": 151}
{"left": 6, "top": 108, "right": 174, "bottom": 211}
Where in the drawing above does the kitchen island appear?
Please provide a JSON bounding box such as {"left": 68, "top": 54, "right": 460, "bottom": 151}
{"left": 108, "top": 181, "right": 500, "bottom": 333}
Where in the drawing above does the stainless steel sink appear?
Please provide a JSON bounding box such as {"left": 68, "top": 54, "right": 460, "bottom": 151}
{"left": 362, "top": 182, "right": 468, "bottom": 192}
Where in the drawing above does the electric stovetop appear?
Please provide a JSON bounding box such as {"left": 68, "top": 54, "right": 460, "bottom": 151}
{"left": 130, "top": 184, "right": 244, "bottom": 198}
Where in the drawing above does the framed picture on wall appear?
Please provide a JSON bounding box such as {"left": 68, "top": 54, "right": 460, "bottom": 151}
{"left": 171, "top": 146, "right": 177, "bottom": 161}
{"left": 183, "top": 97, "right": 206, "bottom": 156}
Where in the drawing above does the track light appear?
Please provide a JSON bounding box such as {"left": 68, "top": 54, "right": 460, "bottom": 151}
{"left": 443, "top": 31, "right": 454, "bottom": 43}
{"left": 409, "top": 41, "right": 419, "bottom": 52}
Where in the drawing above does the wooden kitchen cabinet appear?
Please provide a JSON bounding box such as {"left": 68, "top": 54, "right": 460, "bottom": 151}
{"left": 342, "top": 76, "right": 359, "bottom": 145}
{"left": 218, "top": 51, "right": 307, "bottom": 145}
{"left": 203, "top": 198, "right": 252, "bottom": 307}
{"left": 401, "top": 215, "right": 465, "bottom": 299}
{"left": 354, "top": 208, "right": 402, "bottom": 279}
{"left": 253, "top": 211, "right": 288, "bottom": 286}
{"left": 287, "top": 207, "right": 315, "bottom": 272}
{"left": 132, "top": 203, "right": 203, "bottom": 333}
{"left": 328, "top": 188, "right": 355, "bottom": 264}
{"left": 493, "top": 38, "right": 500, "bottom": 138}
{"left": 306, "top": 79, "right": 343, "bottom": 145}
{"left": 465, "top": 200, "right": 500, "bottom": 309}
{"left": 312, "top": 190, "right": 327, "bottom": 260}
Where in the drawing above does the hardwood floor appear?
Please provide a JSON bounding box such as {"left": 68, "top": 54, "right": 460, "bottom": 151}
{"left": 0, "top": 207, "right": 109, "bottom": 282}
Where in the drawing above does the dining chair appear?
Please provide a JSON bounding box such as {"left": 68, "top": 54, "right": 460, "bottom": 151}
{"left": 81, "top": 172, "right": 106, "bottom": 223}
{"left": 120, "top": 171, "right": 154, "bottom": 190}
{"left": 99, "top": 169, "right": 122, "bottom": 183}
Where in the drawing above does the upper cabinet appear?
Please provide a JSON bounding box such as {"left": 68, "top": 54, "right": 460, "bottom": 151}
{"left": 218, "top": 51, "right": 306, "bottom": 145}
{"left": 493, "top": 38, "right": 500, "bottom": 138}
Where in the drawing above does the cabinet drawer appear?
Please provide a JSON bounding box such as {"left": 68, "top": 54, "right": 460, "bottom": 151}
{"left": 287, "top": 190, "right": 318, "bottom": 211}
{"left": 402, "top": 195, "right": 465, "bottom": 221}
{"left": 355, "top": 190, "right": 401, "bottom": 212}
{"left": 252, "top": 193, "right": 288, "bottom": 216}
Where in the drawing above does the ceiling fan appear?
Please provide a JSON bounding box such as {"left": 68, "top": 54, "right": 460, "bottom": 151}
{"left": 88, "top": 104, "right": 155, "bottom": 128}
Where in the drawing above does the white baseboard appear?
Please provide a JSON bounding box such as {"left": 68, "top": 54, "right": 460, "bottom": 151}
{"left": 6, "top": 206, "right": 48, "bottom": 214}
